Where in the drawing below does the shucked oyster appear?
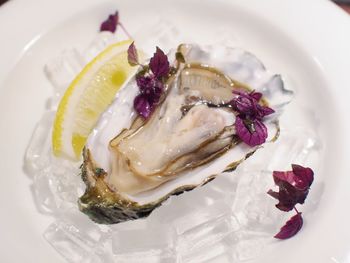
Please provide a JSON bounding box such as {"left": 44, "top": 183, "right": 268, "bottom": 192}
{"left": 79, "top": 44, "right": 292, "bottom": 224}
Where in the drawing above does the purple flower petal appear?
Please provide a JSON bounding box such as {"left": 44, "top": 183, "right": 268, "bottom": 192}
{"left": 273, "top": 165, "right": 314, "bottom": 191}
{"left": 232, "top": 95, "right": 255, "bottom": 115}
{"left": 250, "top": 91, "right": 263, "bottom": 101}
{"left": 127, "top": 42, "right": 139, "bottom": 66}
{"left": 257, "top": 104, "right": 275, "bottom": 118}
{"left": 268, "top": 183, "right": 307, "bottom": 212}
{"left": 292, "top": 164, "right": 314, "bottom": 189}
{"left": 100, "top": 12, "right": 119, "bottom": 33}
{"left": 274, "top": 212, "right": 303, "bottom": 240}
{"left": 134, "top": 94, "right": 151, "bottom": 119}
{"left": 231, "top": 90, "right": 274, "bottom": 121}
{"left": 268, "top": 165, "right": 314, "bottom": 212}
{"left": 235, "top": 117, "right": 268, "bottom": 147}
{"left": 273, "top": 171, "right": 297, "bottom": 188}
{"left": 268, "top": 187, "right": 295, "bottom": 212}
{"left": 149, "top": 47, "right": 170, "bottom": 79}
{"left": 136, "top": 76, "right": 156, "bottom": 90}
{"left": 148, "top": 81, "right": 164, "bottom": 104}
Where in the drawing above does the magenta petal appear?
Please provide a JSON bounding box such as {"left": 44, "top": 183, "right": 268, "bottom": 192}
{"left": 137, "top": 76, "right": 155, "bottom": 90}
{"left": 127, "top": 42, "right": 139, "bottom": 66}
{"left": 273, "top": 171, "right": 296, "bottom": 187}
{"left": 251, "top": 119, "right": 268, "bottom": 144}
{"left": 235, "top": 117, "right": 268, "bottom": 147}
{"left": 269, "top": 182, "right": 309, "bottom": 212}
{"left": 134, "top": 94, "right": 151, "bottom": 119}
{"left": 148, "top": 81, "right": 163, "bottom": 104}
{"left": 267, "top": 189, "right": 279, "bottom": 200}
{"left": 250, "top": 91, "right": 263, "bottom": 101}
{"left": 274, "top": 213, "right": 303, "bottom": 240}
{"left": 273, "top": 165, "right": 314, "bottom": 191}
{"left": 234, "top": 96, "right": 254, "bottom": 114}
{"left": 292, "top": 164, "right": 314, "bottom": 189}
{"left": 100, "top": 12, "right": 119, "bottom": 33}
{"left": 235, "top": 116, "right": 251, "bottom": 143}
{"left": 270, "top": 166, "right": 313, "bottom": 212}
{"left": 268, "top": 184, "right": 299, "bottom": 212}
{"left": 149, "top": 47, "right": 170, "bottom": 79}
{"left": 258, "top": 105, "right": 275, "bottom": 117}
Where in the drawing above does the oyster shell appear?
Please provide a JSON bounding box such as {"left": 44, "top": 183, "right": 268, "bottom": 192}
{"left": 78, "top": 44, "right": 293, "bottom": 224}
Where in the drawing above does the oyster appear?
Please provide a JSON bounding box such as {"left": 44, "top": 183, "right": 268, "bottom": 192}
{"left": 79, "top": 44, "right": 292, "bottom": 224}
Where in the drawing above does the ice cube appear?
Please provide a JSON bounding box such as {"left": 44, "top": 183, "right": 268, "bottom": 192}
{"left": 233, "top": 231, "right": 270, "bottom": 261}
{"left": 266, "top": 127, "right": 319, "bottom": 171}
{"left": 83, "top": 31, "right": 120, "bottom": 62}
{"left": 49, "top": 157, "right": 83, "bottom": 205}
{"left": 111, "top": 220, "right": 176, "bottom": 263}
{"left": 149, "top": 174, "right": 238, "bottom": 231}
{"left": 44, "top": 49, "right": 85, "bottom": 96}
{"left": 31, "top": 169, "right": 60, "bottom": 215}
{"left": 44, "top": 220, "right": 103, "bottom": 263}
{"left": 178, "top": 214, "right": 238, "bottom": 252}
{"left": 180, "top": 241, "right": 233, "bottom": 263}
{"left": 134, "top": 19, "right": 182, "bottom": 55}
{"left": 24, "top": 111, "right": 55, "bottom": 174}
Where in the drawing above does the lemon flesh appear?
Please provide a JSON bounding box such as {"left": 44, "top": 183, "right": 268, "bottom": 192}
{"left": 52, "top": 40, "right": 138, "bottom": 160}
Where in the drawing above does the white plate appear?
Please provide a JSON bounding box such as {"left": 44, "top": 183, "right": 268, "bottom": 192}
{"left": 1, "top": 0, "right": 350, "bottom": 262}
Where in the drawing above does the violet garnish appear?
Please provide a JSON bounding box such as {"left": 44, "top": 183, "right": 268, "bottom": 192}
{"left": 149, "top": 47, "right": 170, "bottom": 79}
{"left": 100, "top": 12, "right": 119, "bottom": 33}
{"left": 127, "top": 41, "right": 139, "bottom": 66}
{"left": 268, "top": 164, "right": 314, "bottom": 239}
{"left": 127, "top": 43, "right": 170, "bottom": 119}
{"left": 268, "top": 164, "right": 314, "bottom": 212}
{"left": 230, "top": 91, "right": 274, "bottom": 147}
{"left": 100, "top": 11, "right": 132, "bottom": 38}
{"left": 274, "top": 211, "right": 303, "bottom": 240}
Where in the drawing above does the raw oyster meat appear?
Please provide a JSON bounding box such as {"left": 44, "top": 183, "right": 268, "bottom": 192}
{"left": 79, "top": 44, "right": 292, "bottom": 224}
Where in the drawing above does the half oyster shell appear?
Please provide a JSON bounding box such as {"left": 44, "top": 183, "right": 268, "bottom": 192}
{"left": 78, "top": 44, "right": 293, "bottom": 224}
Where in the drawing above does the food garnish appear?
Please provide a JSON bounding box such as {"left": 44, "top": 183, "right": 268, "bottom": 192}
{"left": 268, "top": 164, "right": 314, "bottom": 239}
{"left": 230, "top": 91, "right": 274, "bottom": 146}
{"left": 100, "top": 11, "right": 119, "bottom": 33}
{"left": 127, "top": 43, "right": 170, "bottom": 118}
{"left": 274, "top": 211, "right": 303, "bottom": 240}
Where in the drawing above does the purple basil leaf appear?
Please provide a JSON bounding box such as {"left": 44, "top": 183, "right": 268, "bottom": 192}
{"left": 267, "top": 189, "right": 279, "bottom": 200}
{"left": 136, "top": 76, "right": 155, "bottom": 90}
{"left": 273, "top": 171, "right": 296, "bottom": 187}
{"left": 257, "top": 104, "right": 275, "bottom": 118}
{"left": 277, "top": 184, "right": 307, "bottom": 211}
{"left": 273, "top": 165, "right": 314, "bottom": 191}
{"left": 100, "top": 12, "right": 119, "bottom": 33}
{"left": 134, "top": 94, "right": 151, "bottom": 119}
{"left": 292, "top": 164, "right": 314, "bottom": 189}
{"left": 235, "top": 117, "right": 268, "bottom": 147}
{"left": 149, "top": 47, "right": 170, "bottom": 79}
{"left": 148, "top": 81, "right": 163, "bottom": 104}
{"left": 127, "top": 42, "right": 139, "bottom": 66}
{"left": 274, "top": 213, "right": 303, "bottom": 239}
{"left": 250, "top": 91, "right": 263, "bottom": 101}
{"left": 269, "top": 169, "right": 311, "bottom": 212}
{"left": 268, "top": 187, "right": 297, "bottom": 212}
{"left": 232, "top": 95, "right": 254, "bottom": 115}
{"left": 231, "top": 90, "right": 274, "bottom": 121}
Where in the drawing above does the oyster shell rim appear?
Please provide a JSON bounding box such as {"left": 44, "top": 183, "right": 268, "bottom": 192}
{"left": 79, "top": 143, "right": 261, "bottom": 224}
{"left": 79, "top": 120, "right": 279, "bottom": 224}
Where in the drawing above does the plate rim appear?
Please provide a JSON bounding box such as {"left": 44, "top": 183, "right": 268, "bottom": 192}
{"left": 1, "top": 0, "right": 350, "bottom": 262}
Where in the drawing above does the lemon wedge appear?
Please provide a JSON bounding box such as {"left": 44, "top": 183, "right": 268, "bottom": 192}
{"left": 52, "top": 40, "right": 139, "bottom": 160}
